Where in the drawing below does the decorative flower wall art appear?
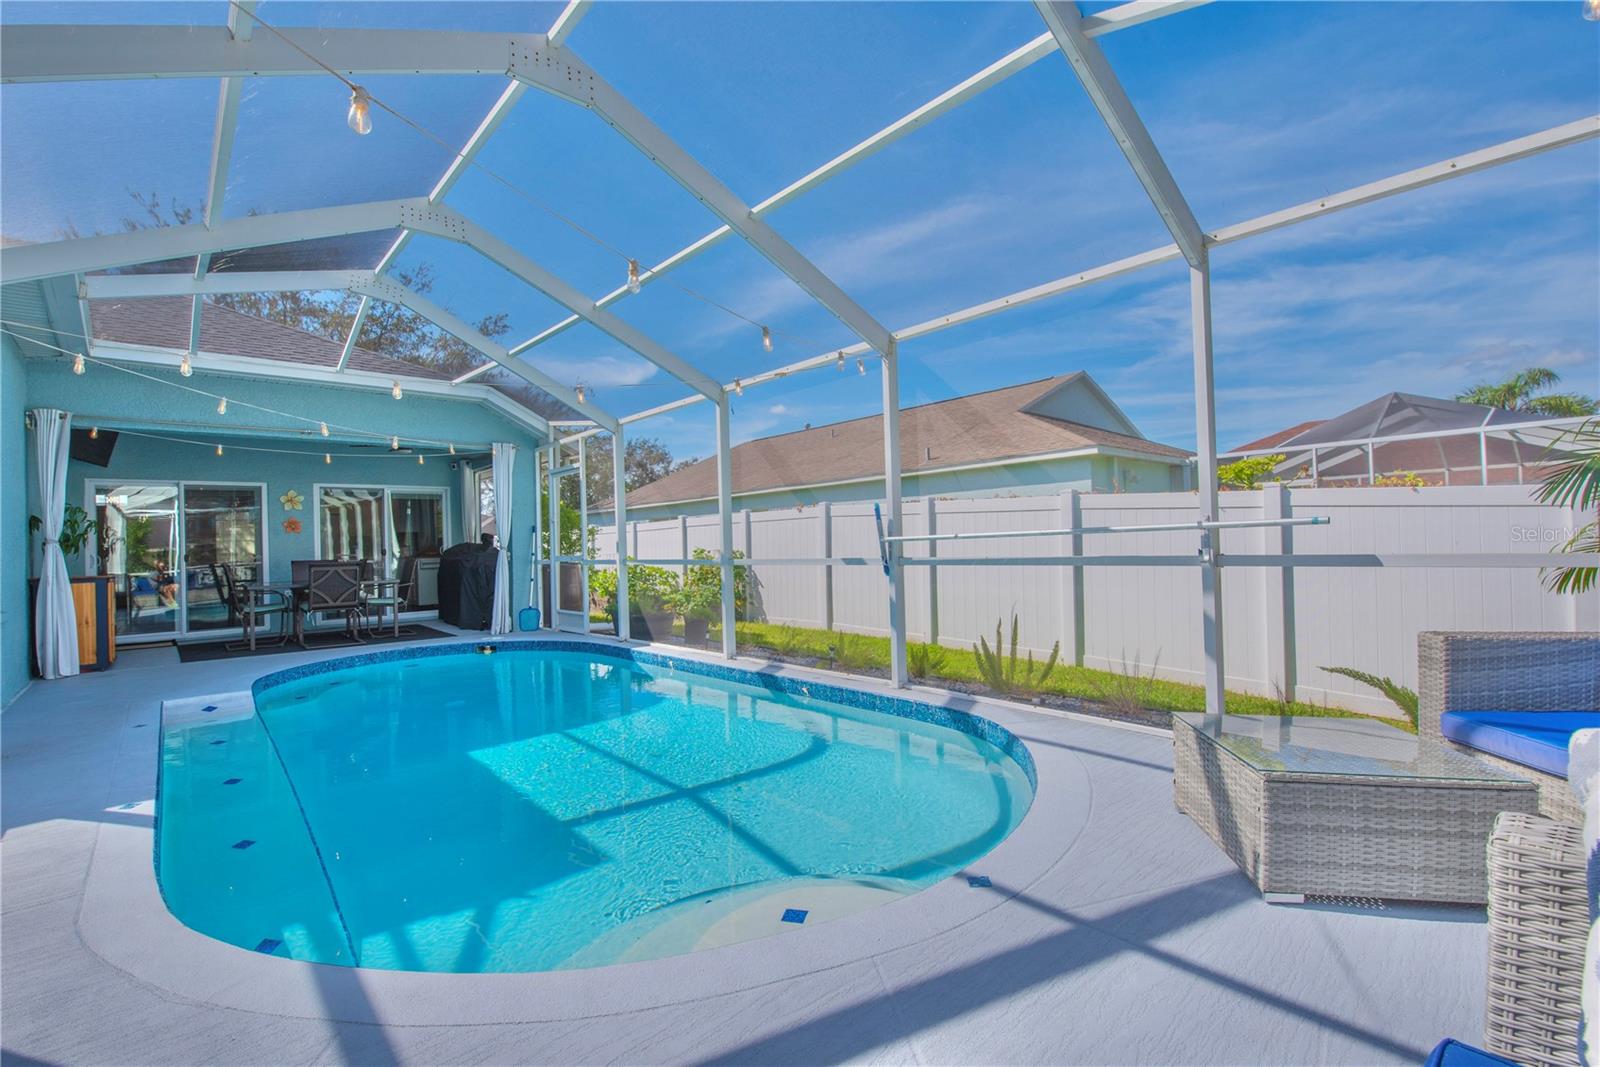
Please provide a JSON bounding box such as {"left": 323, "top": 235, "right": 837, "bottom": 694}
{"left": 280, "top": 489, "right": 305, "bottom": 511}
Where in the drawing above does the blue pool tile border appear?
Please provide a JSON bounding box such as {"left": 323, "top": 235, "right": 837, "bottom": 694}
{"left": 249, "top": 639, "right": 1036, "bottom": 788}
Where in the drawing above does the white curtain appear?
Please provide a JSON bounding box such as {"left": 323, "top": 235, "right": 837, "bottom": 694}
{"left": 31, "top": 408, "right": 79, "bottom": 679}
{"left": 459, "top": 462, "right": 478, "bottom": 546}
{"left": 489, "top": 442, "right": 516, "bottom": 634}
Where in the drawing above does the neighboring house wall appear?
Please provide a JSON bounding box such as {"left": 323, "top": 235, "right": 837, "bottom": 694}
{"left": 15, "top": 359, "right": 543, "bottom": 643}
{"left": 2, "top": 335, "right": 30, "bottom": 705}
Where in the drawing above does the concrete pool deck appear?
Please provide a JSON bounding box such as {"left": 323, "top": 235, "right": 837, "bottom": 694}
{"left": 3, "top": 629, "right": 1486, "bottom": 1065}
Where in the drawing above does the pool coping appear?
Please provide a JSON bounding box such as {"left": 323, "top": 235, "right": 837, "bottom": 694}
{"left": 78, "top": 632, "right": 1150, "bottom": 1026}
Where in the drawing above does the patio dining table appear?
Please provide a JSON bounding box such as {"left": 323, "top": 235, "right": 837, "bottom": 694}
{"left": 240, "top": 575, "right": 407, "bottom": 649}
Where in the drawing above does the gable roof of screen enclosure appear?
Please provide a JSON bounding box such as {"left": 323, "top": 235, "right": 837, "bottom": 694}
{"left": 1, "top": 2, "right": 1593, "bottom": 447}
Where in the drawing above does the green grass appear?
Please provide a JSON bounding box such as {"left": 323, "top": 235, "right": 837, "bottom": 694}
{"left": 728, "top": 620, "right": 1409, "bottom": 730}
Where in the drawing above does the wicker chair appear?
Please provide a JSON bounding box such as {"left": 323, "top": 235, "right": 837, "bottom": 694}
{"left": 1418, "top": 631, "right": 1599, "bottom": 824}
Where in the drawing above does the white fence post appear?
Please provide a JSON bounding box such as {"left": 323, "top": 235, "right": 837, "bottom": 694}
{"left": 925, "top": 496, "right": 939, "bottom": 646}
{"left": 821, "top": 502, "right": 834, "bottom": 632}
{"left": 1260, "top": 483, "right": 1295, "bottom": 700}
{"left": 1059, "top": 490, "right": 1085, "bottom": 666}
{"left": 678, "top": 514, "right": 689, "bottom": 583}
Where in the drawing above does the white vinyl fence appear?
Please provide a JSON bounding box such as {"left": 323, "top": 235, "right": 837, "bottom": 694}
{"left": 599, "top": 484, "right": 1598, "bottom": 718}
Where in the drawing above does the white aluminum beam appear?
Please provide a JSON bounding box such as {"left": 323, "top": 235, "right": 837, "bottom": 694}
{"left": 191, "top": 2, "right": 257, "bottom": 355}
{"left": 335, "top": 295, "right": 371, "bottom": 373}
{"left": 1207, "top": 114, "right": 1600, "bottom": 246}
{"left": 1034, "top": 1, "right": 1205, "bottom": 268}
{"left": 547, "top": 0, "right": 594, "bottom": 48}
{"left": 501, "top": 0, "right": 1208, "bottom": 360}
{"left": 1189, "top": 253, "right": 1225, "bottom": 717}
{"left": 85, "top": 340, "right": 551, "bottom": 439}
{"left": 611, "top": 421, "right": 630, "bottom": 641}
{"left": 84, "top": 270, "right": 369, "bottom": 299}
{"left": 374, "top": 79, "right": 530, "bottom": 276}
{"left": 595, "top": 115, "right": 1600, "bottom": 428}
{"left": 0, "top": 26, "right": 520, "bottom": 83}
{"left": 511, "top": 44, "right": 894, "bottom": 355}
{"left": 402, "top": 205, "right": 724, "bottom": 400}
{"left": 1, "top": 198, "right": 419, "bottom": 284}
{"left": 882, "top": 339, "right": 907, "bottom": 688}
{"left": 348, "top": 274, "right": 620, "bottom": 431}
{"left": 715, "top": 392, "right": 737, "bottom": 658}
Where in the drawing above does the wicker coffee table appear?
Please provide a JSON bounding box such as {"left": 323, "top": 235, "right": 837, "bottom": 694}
{"left": 1172, "top": 714, "right": 1538, "bottom": 904}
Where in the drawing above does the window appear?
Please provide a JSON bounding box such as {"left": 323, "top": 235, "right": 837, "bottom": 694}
{"left": 475, "top": 466, "right": 496, "bottom": 538}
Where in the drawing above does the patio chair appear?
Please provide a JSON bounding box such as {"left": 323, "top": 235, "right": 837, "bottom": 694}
{"left": 221, "top": 563, "right": 291, "bottom": 651}
{"left": 1418, "top": 631, "right": 1600, "bottom": 824}
{"left": 361, "top": 572, "right": 415, "bottom": 639}
{"left": 303, "top": 560, "right": 367, "bottom": 643}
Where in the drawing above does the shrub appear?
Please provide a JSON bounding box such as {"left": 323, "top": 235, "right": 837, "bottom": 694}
{"left": 1218, "top": 454, "right": 1285, "bottom": 490}
{"left": 907, "top": 641, "right": 947, "bottom": 679}
{"left": 1318, "top": 666, "right": 1418, "bottom": 728}
{"left": 973, "top": 615, "right": 1059, "bottom": 696}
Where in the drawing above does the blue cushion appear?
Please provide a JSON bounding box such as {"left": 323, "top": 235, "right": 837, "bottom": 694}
{"left": 1423, "top": 1038, "right": 1521, "bottom": 1066}
{"left": 1439, "top": 711, "right": 1600, "bottom": 778}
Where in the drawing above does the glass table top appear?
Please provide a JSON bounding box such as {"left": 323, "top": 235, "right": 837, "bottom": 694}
{"left": 1175, "top": 714, "right": 1534, "bottom": 784}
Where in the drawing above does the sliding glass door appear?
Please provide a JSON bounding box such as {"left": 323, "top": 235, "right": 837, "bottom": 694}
{"left": 182, "top": 484, "right": 265, "bottom": 634}
{"left": 89, "top": 481, "right": 264, "bottom": 640}
{"left": 93, "top": 482, "right": 180, "bottom": 638}
{"left": 317, "top": 486, "right": 447, "bottom": 610}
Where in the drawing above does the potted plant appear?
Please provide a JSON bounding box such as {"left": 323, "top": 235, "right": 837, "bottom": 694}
{"left": 29, "top": 504, "right": 119, "bottom": 573}
{"left": 670, "top": 580, "right": 720, "bottom": 645}
{"left": 611, "top": 564, "right": 678, "bottom": 642}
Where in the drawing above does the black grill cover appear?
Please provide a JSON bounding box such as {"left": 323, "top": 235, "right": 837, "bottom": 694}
{"left": 437, "top": 541, "right": 499, "bottom": 630}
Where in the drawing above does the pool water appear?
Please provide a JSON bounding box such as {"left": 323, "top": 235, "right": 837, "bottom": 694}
{"left": 157, "top": 645, "right": 1034, "bottom": 973}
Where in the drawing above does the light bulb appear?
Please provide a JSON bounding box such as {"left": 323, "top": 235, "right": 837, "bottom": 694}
{"left": 89, "top": 426, "right": 99, "bottom": 439}
{"left": 448, "top": 443, "right": 456, "bottom": 455}
{"left": 761, "top": 326, "right": 773, "bottom": 353}
{"left": 1586, "top": 0, "right": 1600, "bottom": 21}
{"left": 837, "top": 351, "right": 845, "bottom": 371}
{"left": 347, "top": 86, "right": 373, "bottom": 136}
{"left": 217, "top": 397, "right": 227, "bottom": 415}
{"left": 179, "top": 352, "right": 193, "bottom": 377}
{"left": 391, "top": 380, "right": 403, "bottom": 400}
{"left": 857, "top": 358, "right": 865, "bottom": 376}
{"left": 734, "top": 379, "right": 743, "bottom": 397}
{"left": 72, "top": 353, "right": 85, "bottom": 375}
{"left": 319, "top": 421, "right": 329, "bottom": 437}
{"left": 216, "top": 444, "right": 224, "bottom": 457}
{"left": 576, "top": 384, "right": 586, "bottom": 404}
{"left": 325, "top": 453, "right": 332, "bottom": 465}
{"left": 390, "top": 435, "right": 399, "bottom": 450}
{"left": 626, "top": 259, "right": 642, "bottom": 295}
{"left": 417, "top": 454, "right": 425, "bottom": 465}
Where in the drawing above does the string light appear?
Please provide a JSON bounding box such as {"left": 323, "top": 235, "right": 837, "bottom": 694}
{"left": 391, "top": 380, "right": 403, "bottom": 400}
{"left": 347, "top": 85, "right": 373, "bottom": 135}
{"left": 837, "top": 351, "right": 845, "bottom": 371}
{"left": 1586, "top": 0, "right": 1600, "bottom": 21}
{"left": 325, "top": 453, "right": 332, "bottom": 465}
{"left": 72, "top": 353, "right": 85, "bottom": 375}
{"left": 417, "top": 454, "right": 425, "bottom": 465}
{"left": 216, "top": 397, "right": 228, "bottom": 415}
{"left": 319, "top": 421, "right": 329, "bottom": 437}
{"left": 734, "top": 379, "right": 743, "bottom": 397}
{"left": 179, "top": 352, "right": 193, "bottom": 377}
{"left": 857, "top": 358, "right": 866, "bottom": 375}
{"left": 576, "top": 384, "right": 586, "bottom": 404}
{"left": 761, "top": 326, "right": 773, "bottom": 353}
{"left": 626, "top": 259, "right": 642, "bottom": 295}
{"left": 448, "top": 443, "right": 456, "bottom": 455}
{"left": 89, "top": 426, "right": 99, "bottom": 439}
{"left": 390, "top": 435, "right": 399, "bottom": 450}
{"left": 215, "top": 444, "right": 224, "bottom": 457}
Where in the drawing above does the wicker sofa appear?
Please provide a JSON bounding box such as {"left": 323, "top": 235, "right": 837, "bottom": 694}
{"left": 1418, "top": 631, "right": 1600, "bottom": 825}
{"left": 1418, "top": 633, "right": 1598, "bottom": 1067}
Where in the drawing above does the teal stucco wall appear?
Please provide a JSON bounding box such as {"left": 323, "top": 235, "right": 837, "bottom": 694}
{"left": 2, "top": 335, "right": 30, "bottom": 705}
{"left": 8, "top": 358, "right": 543, "bottom": 669}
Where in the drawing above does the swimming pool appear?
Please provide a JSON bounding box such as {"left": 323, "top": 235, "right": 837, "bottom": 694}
{"left": 157, "top": 642, "right": 1034, "bottom": 973}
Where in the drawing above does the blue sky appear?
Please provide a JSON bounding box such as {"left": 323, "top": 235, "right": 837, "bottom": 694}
{"left": 2, "top": 1, "right": 1596, "bottom": 462}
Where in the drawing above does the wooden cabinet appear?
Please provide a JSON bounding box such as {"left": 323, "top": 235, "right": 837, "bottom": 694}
{"left": 71, "top": 576, "right": 116, "bottom": 670}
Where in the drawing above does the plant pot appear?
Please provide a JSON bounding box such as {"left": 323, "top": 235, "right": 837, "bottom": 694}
{"left": 630, "top": 610, "right": 676, "bottom": 642}
{"left": 683, "top": 616, "right": 710, "bottom": 645}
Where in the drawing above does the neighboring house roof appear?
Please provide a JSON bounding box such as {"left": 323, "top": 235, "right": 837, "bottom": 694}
{"left": 89, "top": 296, "right": 453, "bottom": 381}
{"left": 619, "top": 374, "right": 1191, "bottom": 510}
{"left": 1232, "top": 420, "right": 1325, "bottom": 453}
{"left": 1233, "top": 392, "right": 1552, "bottom": 453}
